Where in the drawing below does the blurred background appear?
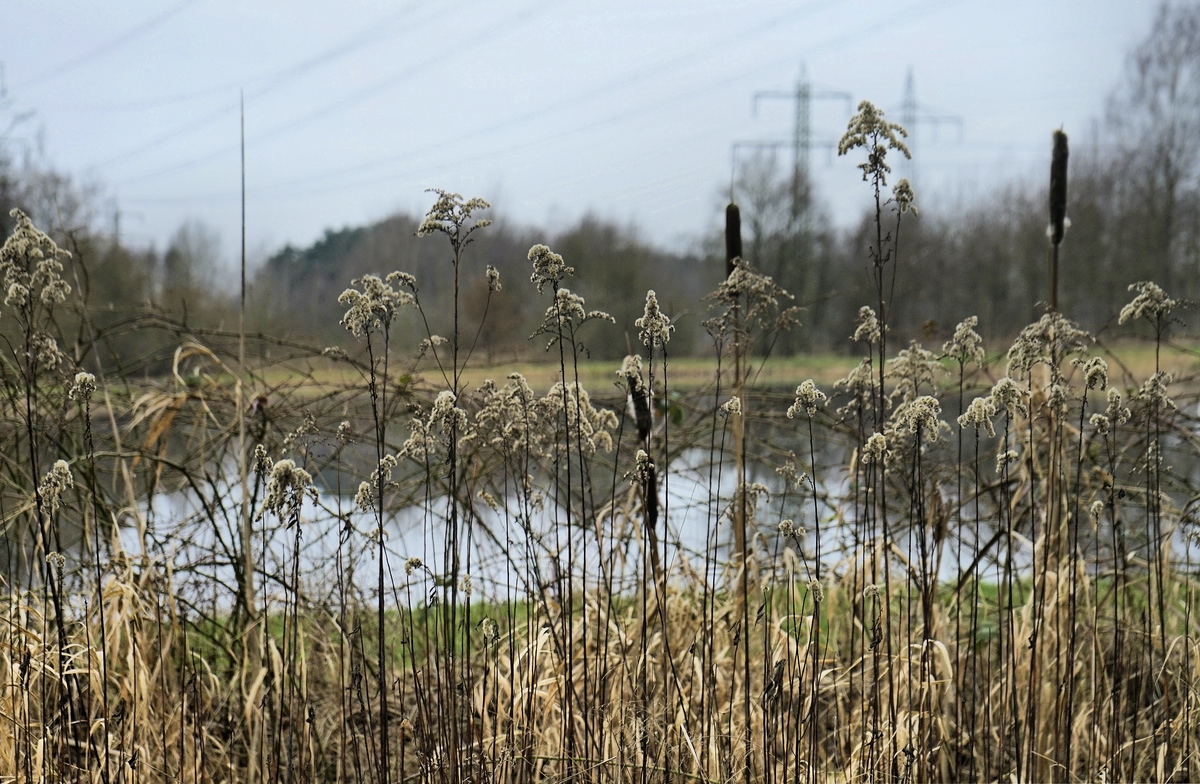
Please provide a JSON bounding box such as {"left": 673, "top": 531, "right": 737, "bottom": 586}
{"left": 1, "top": 0, "right": 1194, "bottom": 360}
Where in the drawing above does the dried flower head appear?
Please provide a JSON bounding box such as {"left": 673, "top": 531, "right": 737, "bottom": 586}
{"left": 418, "top": 335, "right": 447, "bottom": 355}
{"left": 943, "top": 316, "right": 985, "bottom": 367}
{"left": 30, "top": 333, "right": 63, "bottom": 370}
{"left": 402, "top": 391, "right": 472, "bottom": 460}
{"left": 893, "top": 178, "right": 918, "bottom": 215}
{"left": 726, "top": 482, "right": 771, "bottom": 525}
{"left": 1119, "top": 281, "right": 1177, "bottom": 326}
{"left": 1090, "top": 500, "right": 1105, "bottom": 521}
{"left": 5, "top": 282, "right": 28, "bottom": 307}
{"left": 486, "top": 265, "right": 501, "bottom": 291}
{"left": 862, "top": 432, "right": 888, "bottom": 463}
{"left": 1006, "top": 312, "right": 1091, "bottom": 381}
{"left": 543, "top": 382, "right": 618, "bottom": 454}
{"left": 415, "top": 190, "right": 491, "bottom": 239}
{"left": 1104, "top": 388, "right": 1131, "bottom": 427}
{"left": 258, "top": 458, "right": 316, "bottom": 521}
{"left": 852, "top": 305, "right": 881, "bottom": 344}
{"left": 958, "top": 395, "right": 998, "bottom": 438}
{"left": 893, "top": 395, "right": 946, "bottom": 442}
{"left": 619, "top": 354, "right": 646, "bottom": 395}
{"left": 535, "top": 287, "right": 614, "bottom": 341}
{"left": 702, "top": 258, "right": 800, "bottom": 338}
{"left": 470, "top": 373, "right": 552, "bottom": 459}
{"left": 720, "top": 396, "right": 742, "bottom": 417}
{"left": 628, "top": 449, "right": 655, "bottom": 485}
{"left": 338, "top": 272, "right": 416, "bottom": 337}
{"left": 636, "top": 289, "right": 674, "bottom": 347}
{"left": 39, "top": 459, "right": 73, "bottom": 514}
{"left": 355, "top": 454, "right": 398, "bottom": 511}
{"left": 787, "top": 379, "right": 827, "bottom": 418}
{"left": 69, "top": 371, "right": 97, "bottom": 402}
{"left": 808, "top": 579, "right": 825, "bottom": 604}
{"left": 997, "top": 449, "right": 1020, "bottom": 472}
{"left": 404, "top": 557, "right": 424, "bottom": 576}
{"left": 838, "top": 100, "right": 911, "bottom": 185}
{"left": 887, "top": 341, "right": 942, "bottom": 405}
{"left": 834, "top": 357, "right": 878, "bottom": 417}
{"left": 253, "top": 444, "right": 272, "bottom": 476}
{"left": 1136, "top": 371, "right": 1176, "bottom": 412}
{"left": 1045, "top": 383, "right": 1070, "bottom": 415}
{"left": 775, "top": 456, "right": 807, "bottom": 491}
{"left": 989, "top": 377, "right": 1029, "bottom": 419}
{"left": 1, "top": 209, "right": 72, "bottom": 317}
{"left": 1074, "top": 356, "right": 1108, "bottom": 391}
{"left": 477, "top": 489, "right": 501, "bottom": 511}
{"left": 528, "top": 244, "right": 574, "bottom": 293}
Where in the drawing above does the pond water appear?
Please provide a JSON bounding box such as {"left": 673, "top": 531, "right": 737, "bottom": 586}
{"left": 100, "top": 391, "right": 1200, "bottom": 609}
{"left": 127, "top": 442, "right": 1041, "bottom": 609}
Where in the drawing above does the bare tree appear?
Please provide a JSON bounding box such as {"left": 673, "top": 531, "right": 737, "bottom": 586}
{"left": 1106, "top": 1, "right": 1200, "bottom": 295}
{"left": 163, "top": 218, "right": 222, "bottom": 303}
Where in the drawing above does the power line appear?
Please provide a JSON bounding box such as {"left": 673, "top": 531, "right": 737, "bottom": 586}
{"left": 47, "top": 3, "right": 426, "bottom": 115}
{"left": 747, "top": 63, "right": 851, "bottom": 217}
{"left": 897, "top": 66, "right": 963, "bottom": 188}
{"left": 273, "top": 0, "right": 955, "bottom": 201}
{"left": 112, "top": 0, "right": 840, "bottom": 192}
{"left": 92, "top": 1, "right": 440, "bottom": 170}
{"left": 196, "top": 0, "right": 911, "bottom": 199}
{"left": 15, "top": 0, "right": 201, "bottom": 89}
{"left": 108, "top": 0, "right": 525, "bottom": 183}
{"left": 118, "top": 0, "right": 957, "bottom": 208}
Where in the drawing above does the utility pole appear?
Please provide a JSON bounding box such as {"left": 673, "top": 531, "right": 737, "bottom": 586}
{"left": 111, "top": 208, "right": 142, "bottom": 249}
{"left": 899, "top": 67, "right": 963, "bottom": 189}
{"left": 729, "top": 65, "right": 851, "bottom": 356}
{"left": 751, "top": 63, "right": 851, "bottom": 220}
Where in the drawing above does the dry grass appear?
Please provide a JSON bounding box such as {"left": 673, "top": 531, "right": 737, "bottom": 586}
{"left": 4, "top": 184, "right": 1200, "bottom": 784}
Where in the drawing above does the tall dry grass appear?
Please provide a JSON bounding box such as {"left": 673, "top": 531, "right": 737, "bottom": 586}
{"left": 2, "top": 107, "right": 1199, "bottom": 783}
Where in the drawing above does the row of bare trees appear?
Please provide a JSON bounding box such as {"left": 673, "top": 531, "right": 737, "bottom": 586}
{"left": 2, "top": 3, "right": 1199, "bottom": 363}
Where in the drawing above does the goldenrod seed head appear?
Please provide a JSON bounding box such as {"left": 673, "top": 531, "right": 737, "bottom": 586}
{"left": 69, "top": 371, "right": 96, "bottom": 402}
{"left": 636, "top": 289, "right": 674, "bottom": 347}
{"left": 787, "top": 379, "right": 826, "bottom": 418}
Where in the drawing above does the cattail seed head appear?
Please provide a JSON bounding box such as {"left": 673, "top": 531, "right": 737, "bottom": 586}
{"left": 1049, "top": 129, "right": 1069, "bottom": 245}
{"left": 724, "top": 203, "right": 742, "bottom": 279}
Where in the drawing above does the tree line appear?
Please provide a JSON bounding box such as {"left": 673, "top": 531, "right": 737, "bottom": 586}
{"left": 1, "top": 2, "right": 1197, "bottom": 371}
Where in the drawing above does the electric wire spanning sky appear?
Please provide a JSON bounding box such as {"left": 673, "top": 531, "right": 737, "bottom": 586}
{"left": 1, "top": 1, "right": 1156, "bottom": 268}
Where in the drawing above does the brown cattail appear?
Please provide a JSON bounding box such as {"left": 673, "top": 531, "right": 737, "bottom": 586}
{"left": 725, "top": 202, "right": 742, "bottom": 278}
{"left": 625, "top": 372, "right": 651, "bottom": 444}
{"left": 1049, "top": 129, "right": 1069, "bottom": 246}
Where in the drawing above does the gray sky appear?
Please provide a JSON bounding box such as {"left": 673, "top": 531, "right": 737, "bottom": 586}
{"left": 1, "top": 1, "right": 1156, "bottom": 269}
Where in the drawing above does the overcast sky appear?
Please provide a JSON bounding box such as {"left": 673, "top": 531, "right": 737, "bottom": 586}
{"left": 0, "top": 1, "right": 1158, "bottom": 270}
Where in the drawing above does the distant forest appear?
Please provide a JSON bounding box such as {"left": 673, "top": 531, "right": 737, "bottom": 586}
{"left": 2, "top": 4, "right": 1197, "bottom": 370}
